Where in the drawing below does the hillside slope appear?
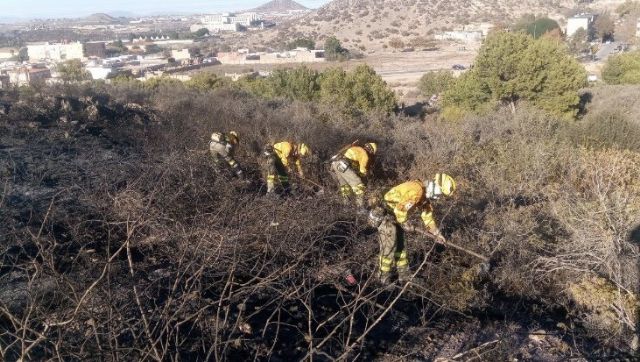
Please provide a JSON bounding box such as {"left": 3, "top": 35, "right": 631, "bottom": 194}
{"left": 254, "top": 0, "right": 625, "bottom": 51}
{"left": 1, "top": 83, "right": 638, "bottom": 360}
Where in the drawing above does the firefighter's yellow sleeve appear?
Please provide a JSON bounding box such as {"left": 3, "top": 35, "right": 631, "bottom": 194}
{"left": 344, "top": 147, "right": 369, "bottom": 175}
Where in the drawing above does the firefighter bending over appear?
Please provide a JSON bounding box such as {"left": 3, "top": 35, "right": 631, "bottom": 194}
{"left": 262, "top": 141, "right": 311, "bottom": 194}
{"left": 370, "top": 173, "right": 457, "bottom": 283}
{"left": 330, "top": 142, "right": 377, "bottom": 208}
{"left": 209, "top": 131, "right": 243, "bottom": 177}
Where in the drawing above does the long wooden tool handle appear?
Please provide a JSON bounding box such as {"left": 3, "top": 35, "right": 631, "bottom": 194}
{"left": 410, "top": 227, "right": 489, "bottom": 262}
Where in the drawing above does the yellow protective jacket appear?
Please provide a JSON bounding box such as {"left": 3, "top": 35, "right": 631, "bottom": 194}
{"left": 343, "top": 146, "right": 371, "bottom": 176}
{"left": 273, "top": 141, "right": 303, "bottom": 176}
{"left": 383, "top": 180, "right": 438, "bottom": 233}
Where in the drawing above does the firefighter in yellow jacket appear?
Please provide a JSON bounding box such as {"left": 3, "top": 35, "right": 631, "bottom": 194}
{"left": 209, "top": 131, "right": 243, "bottom": 177}
{"left": 262, "top": 141, "right": 311, "bottom": 194}
{"left": 330, "top": 142, "right": 377, "bottom": 207}
{"left": 373, "top": 173, "right": 457, "bottom": 283}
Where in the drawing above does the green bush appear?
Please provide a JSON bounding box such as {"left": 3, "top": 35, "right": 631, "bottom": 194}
{"left": 194, "top": 28, "right": 209, "bottom": 37}
{"left": 236, "top": 65, "right": 397, "bottom": 115}
{"left": 442, "top": 31, "right": 586, "bottom": 120}
{"left": 56, "top": 59, "right": 92, "bottom": 83}
{"left": 185, "top": 72, "right": 230, "bottom": 91}
{"left": 286, "top": 38, "right": 316, "bottom": 50}
{"left": 418, "top": 70, "right": 455, "bottom": 97}
{"left": 602, "top": 51, "right": 640, "bottom": 85}
{"left": 324, "top": 36, "right": 349, "bottom": 61}
{"left": 513, "top": 16, "right": 560, "bottom": 39}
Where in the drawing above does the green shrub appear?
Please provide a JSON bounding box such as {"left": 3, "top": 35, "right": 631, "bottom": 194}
{"left": 56, "top": 59, "right": 92, "bottom": 83}
{"left": 513, "top": 16, "right": 560, "bottom": 39}
{"left": 442, "top": 31, "right": 586, "bottom": 120}
{"left": 185, "top": 72, "right": 231, "bottom": 91}
{"left": 286, "top": 38, "right": 316, "bottom": 50}
{"left": 324, "top": 36, "right": 349, "bottom": 61}
{"left": 236, "top": 65, "right": 397, "bottom": 115}
{"left": 602, "top": 51, "right": 640, "bottom": 85}
{"left": 418, "top": 70, "right": 455, "bottom": 97}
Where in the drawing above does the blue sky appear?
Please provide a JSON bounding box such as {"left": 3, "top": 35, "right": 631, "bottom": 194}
{"left": 1, "top": 0, "right": 331, "bottom": 19}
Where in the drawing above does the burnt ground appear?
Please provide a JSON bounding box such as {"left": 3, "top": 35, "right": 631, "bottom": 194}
{"left": 0, "top": 92, "right": 636, "bottom": 361}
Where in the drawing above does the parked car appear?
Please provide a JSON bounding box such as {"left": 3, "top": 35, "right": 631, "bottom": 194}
{"left": 452, "top": 64, "right": 466, "bottom": 70}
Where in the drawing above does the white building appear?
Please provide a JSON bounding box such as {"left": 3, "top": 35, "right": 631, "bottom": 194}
{"left": 190, "top": 12, "right": 261, "bottom": 33}
{"left": 86, "top": 66, "right": 117, "bottom": 80}
{"left": 435, "top": 31, "right": 484, "bottom": 42}
{"left": 567, "top": 13, "right": 595, "bottom": 37}
{"left": 27, "top": 42, "right": 84, "bottom": 61}
{"left": 171, "top": 49, "right": 195, "bottom": 61}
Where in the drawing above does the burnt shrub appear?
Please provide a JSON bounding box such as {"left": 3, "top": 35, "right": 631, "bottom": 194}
{"left": 1, "top": 83, "right": 639, "bottom": 360}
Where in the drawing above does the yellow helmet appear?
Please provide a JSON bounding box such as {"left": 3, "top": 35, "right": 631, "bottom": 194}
{"left": 364, "top": 142, "right": 378, "bottom": 155}
{"left": 424, "top": 173, "right": 456, "bottom": 199}
{"left": 228, "top": 131, "right": 239, "bottom": 144}
{"left": 297, "top": 143, "right": 311, "bottom": 157}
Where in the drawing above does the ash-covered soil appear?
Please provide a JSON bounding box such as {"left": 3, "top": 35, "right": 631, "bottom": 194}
{"left": 0, "top": 88, "right": 636, "bottom": 360}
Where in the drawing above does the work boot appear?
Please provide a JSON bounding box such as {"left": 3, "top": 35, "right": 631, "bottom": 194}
{"left": 266, "top": 182, "right": 275, "bottom": 194}
{"left": 378, "top": 272, "right": 391, "bottom": 285}
{"left": 397, "top": 270, "right": 410, "bottom": 285}
{"left": 264, "top": 192, "right": 280, "bottom": 200}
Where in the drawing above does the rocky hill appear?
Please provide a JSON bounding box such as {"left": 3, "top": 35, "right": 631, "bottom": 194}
{"left": 255, "top": 0, "right": 624, "bottom": 51}
{"left": 249, "top": 0, "right": 308, "bottom": 13}
{"left": 80, "top": 13, "right": 120, "bottom": 24}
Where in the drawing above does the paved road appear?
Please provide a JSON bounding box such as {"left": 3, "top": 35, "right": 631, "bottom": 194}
{"left": 595, "top": 41, "right": 620, "bottom": 61}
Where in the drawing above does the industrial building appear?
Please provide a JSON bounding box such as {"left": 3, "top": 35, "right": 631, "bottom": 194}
{"left": 190, "top": 13, "right": 261, "bottom": 33}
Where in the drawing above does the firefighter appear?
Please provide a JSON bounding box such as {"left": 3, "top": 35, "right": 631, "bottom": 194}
{"left": 372, "top": 173, "right": 457, "bottom": 283}
{"left": 330, "top": 142, "right": 377, "bottom": 208}
{"left": 209, "top": 131, "right": 243, "bottom": 177}
{"left": 262, "top": 141, "right": 311, "bottom": 194}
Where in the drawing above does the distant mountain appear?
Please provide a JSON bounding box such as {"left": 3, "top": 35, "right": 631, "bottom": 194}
{"left": 81, "top": 13, "right": 119, "bottom": 24}
{"left": 249, "top": 0, "right": 309, "bottom": 13}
